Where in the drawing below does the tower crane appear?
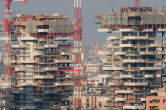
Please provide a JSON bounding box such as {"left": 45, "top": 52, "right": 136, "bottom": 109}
{"left": 134, "top": 0, "right": 140, "bottom": 8}
{"left": 0, "top": 0, "right": 27, "bottom": 83}
{"left": 128, "top": 0, "right": 141, "bottom": 8}
{"left": 73, "top": 0, "right": 82, "bottom": 110}
{"left": 0, "top": 0, "right": 27, "bottom": 109}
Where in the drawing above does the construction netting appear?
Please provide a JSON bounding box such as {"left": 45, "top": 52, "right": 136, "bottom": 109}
{"left": 100, "top": 11, "right": 166, "bottom": 26}
{"left": 25, "top": 19, "right": 73, "bottom": 34}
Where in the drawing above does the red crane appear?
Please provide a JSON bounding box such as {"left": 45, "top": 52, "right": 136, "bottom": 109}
{"left": 73, "top": 0, "right": 82, "bottom": 110}
{"left": 133, "top": 0, "right": 141, "bottom": 8}
{"left": 0, "top": 0, "right": 27, "bottom": 82}
{"left": 0, "top": 0, "right": 27, "bottom": 108}
{"left": 128, "top": 0, "right": 141, "bottom": 8}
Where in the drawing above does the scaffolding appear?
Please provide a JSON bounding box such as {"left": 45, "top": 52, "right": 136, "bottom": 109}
{"left": 96, "top": 7, "right": 166, "bottom": 30}
{"left": 10, "top": 14, "right": 74, "bottom": 110}
{"left": 97, "top": 7, "right": 166, "bottom": 110}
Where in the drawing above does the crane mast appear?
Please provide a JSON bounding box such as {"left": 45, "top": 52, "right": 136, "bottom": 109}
{"left": 0, "top": 0, "right": 26, "bottom": 108}
{"left": 134, "top": 0, "right": 141, "bottom": 8}
{"left": 73, "top": 0, "right": 82, "bottom": 110}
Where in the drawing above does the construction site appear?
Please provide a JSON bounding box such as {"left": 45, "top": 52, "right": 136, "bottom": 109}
{"left": 0, "top": 0, "right": 166, "bottom": 110}
{"left": 96, "top": 0, "right": 166, "bottom": 109}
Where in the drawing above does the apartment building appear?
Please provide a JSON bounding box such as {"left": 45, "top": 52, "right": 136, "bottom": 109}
{"left": 96, "top": 7, "right": 166, "bottom": 109}
{"left": 10, "top": 13, "right": 74, "bottom": 110}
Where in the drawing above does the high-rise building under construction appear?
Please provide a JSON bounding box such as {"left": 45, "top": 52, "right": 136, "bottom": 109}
{"left": 96, "top": 6, "right": 166, "bottom": 109}
{"left": 10, "top": 14, "right": 74, "bottom": 110}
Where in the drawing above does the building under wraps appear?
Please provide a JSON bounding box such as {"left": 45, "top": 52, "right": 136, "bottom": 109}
{"left": 96, "top": 7, "right": 166, "bottom": 110}
{"left": 10, "top": 14, "right": 74, "bottom": 110}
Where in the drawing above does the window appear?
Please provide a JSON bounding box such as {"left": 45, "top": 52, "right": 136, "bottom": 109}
{"left": 99, "top": 102, "right": 102, "bottom": 108}
{"left": 163, "top": 99, "right": 166, "bottom": 104}
{"left": 150, "top": 106, "right": 159, "bottom": 110}
{"left": 37, "top": 25, "right": 49, "bottom": 29}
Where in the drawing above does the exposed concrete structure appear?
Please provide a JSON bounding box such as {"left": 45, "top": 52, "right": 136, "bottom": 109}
{"left": 10, "top": 14, "right": 74, "bottom": 110}
{"left": 96, "top": 7, "right": 166, "bottom": 110}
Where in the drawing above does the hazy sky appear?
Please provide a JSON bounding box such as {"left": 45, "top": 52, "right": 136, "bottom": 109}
{"left": 0, "top": 0, "right": 166, "bottom": 44}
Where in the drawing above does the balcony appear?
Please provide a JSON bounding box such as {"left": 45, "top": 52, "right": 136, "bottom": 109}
{"left": 120, "top": 44, "right": 134, "bottom": 47}
{"left": 15, "top": 67, "right": 27, "bottom": 71}
{"left": 60, "top": 52, "right": 71, "bottom": 55}
{"left": 108, "top": 82, "right": 116, "bottom": 86}
{"left": 143, "top": 28, "right": 153, "bottom": 32}
{"left": 140, "top": 67, "right": 161, "bottom": 70}
{"left": 12, "top": 45, "right": 26, "bottom": 49}
{"left": 11, "top": 60, "right": 17, "bottom": 63}
{"left": 18, "top": 60, "right": 37, "bottom": 64}
{"left": 54, "top": 82, "right": 73, "bottom": 86}
{"left": 97, "top": 28, "right": 110, "bottom": 32}
{"left": 107, "top": 36, "right": 120, "bottom": 40}
{"left": 124, "top": 82, "right": 148, "bottom": 86}
{"left": 33, "top": 51, "right": 43, "bottom": 56}
{"left": 119, "top": 74, "right": 133, "bottom": 79}
{"left": 54, "top": 59, "right": 73, "bottom": 63}
{"left": 157, "top": 28, "right": 166, "bottom": 32}
{"left": 33, "top": 75, "right": 54, "bottom": 79}
{"left": 139, "top": 51, "right": 154, "bottom": 55}
{"left": 150, "top": 90, "right": 158, "bottom": 93}
{"left": 140, "top": 98, "right": 146, "bottom": 102}
{"left": 156, "top": 74, "right": 161, "bottom": 77}
{"left": 122, "top": 36, "right": 148, "bottom": 40}
{"left": 20, "top": 36, "right": 37, "bottom": 41}
{"left": 18, "top": 83, "right": 37, "bottom": 87}
{"left": 115, "top": 98, "right": 126, "bottom": 102}
{"left": 103, "top": 66, "right": 124, "bottom": 71}
{"left": 55, "top": 37, "right": 73, "bottom": 41}
{"left": 149, "top": 44, "right": 162, "bottom": 47}
{"left": 123, "top": 59, "right": 145, "bottom": 63}
{"left": 114, "top": 52, "right": 125, "bottom": 55}
{"left": 119, "top": 28, "right": 134, "bottom": 32}
{"left": 144, "top": 74, "right": 153, "bottom": 78}
{"left": 44, "top": 67, "right": 58, "bottom": 71}
{"left": 123, "top": 105, "right": 145, "bottom": 109}
{"left": 44, "top": 44, "right": 58, "bottom": 48}
{"left": 54, "top": 83, "right": 60, "bottom": 86}
{"left": 115, "top": 90, "right": 133, "bottom": 94}
{"left": 34, "top": 68, "right": 45, "bottom": 72}
{"left": 108, "top": 82, "right": 122, "bottom": 86}
{"left": 37, "top": 29, "right": 49, "bottom": 32}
